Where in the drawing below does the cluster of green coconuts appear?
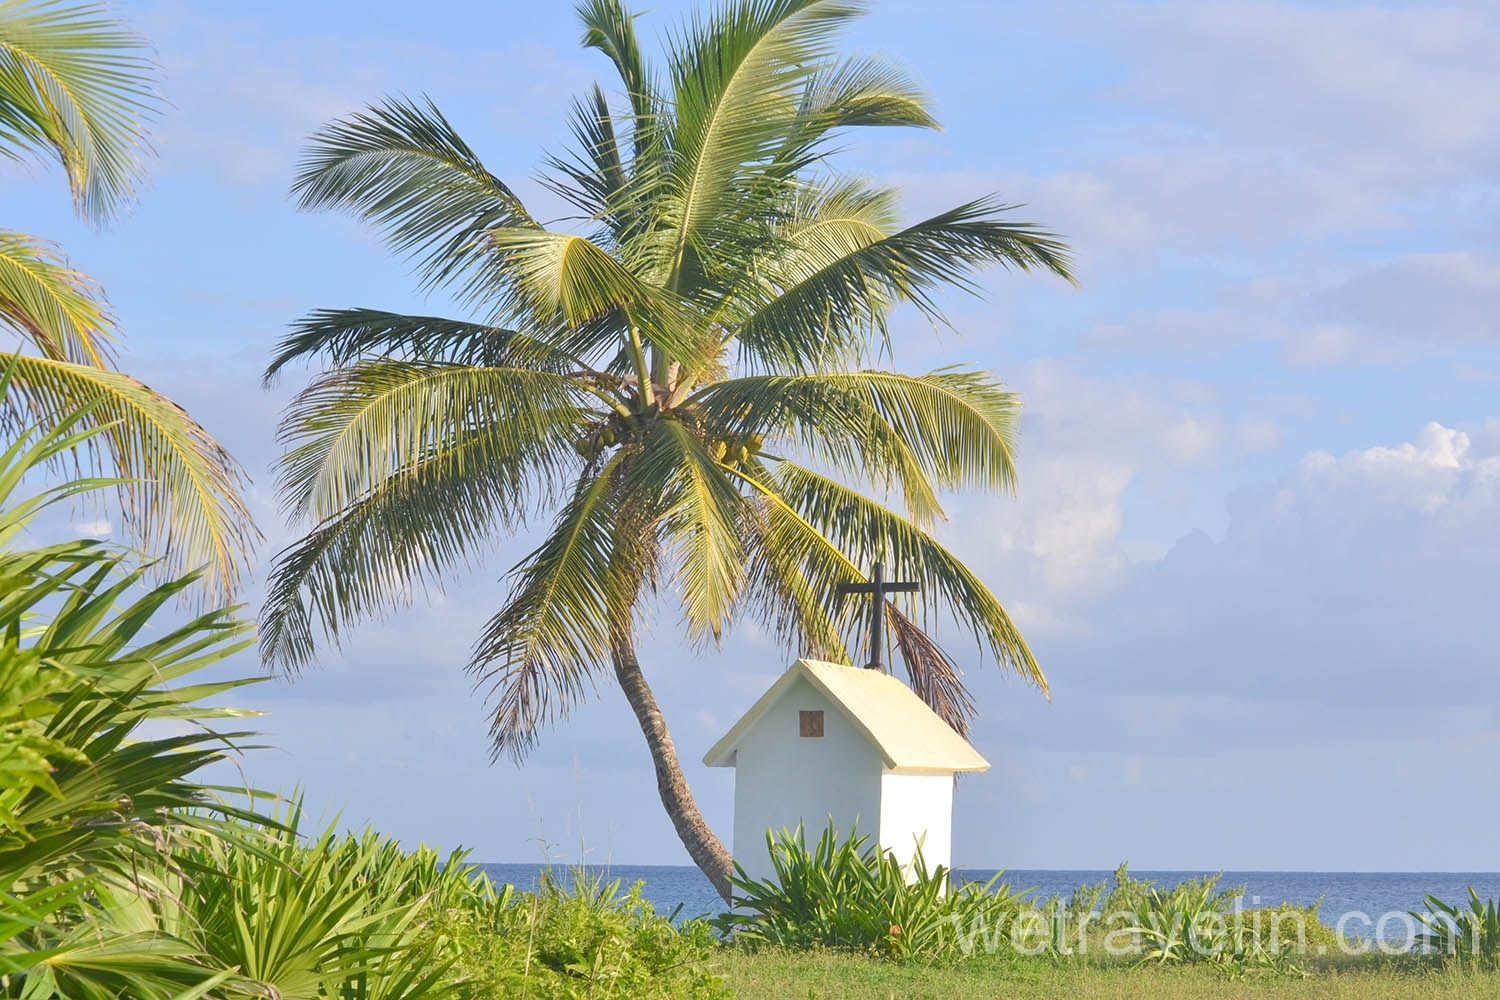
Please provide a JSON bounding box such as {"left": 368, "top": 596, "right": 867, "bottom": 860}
{"left": 572, "top": 413, "right": 764, "bottom": 465}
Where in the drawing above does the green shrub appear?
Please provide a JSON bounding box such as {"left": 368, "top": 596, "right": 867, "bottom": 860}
{"left": 1413, "top": 889, "right": 1500, "bottom": 971}
{"left": 0, "top": 411, "right": 264, "bottom": 1000}
{"left": 717, "top": 824, "right": 1028, "bottom": 961}
{"left": 1114, "top": 874, "right": 1304, "bottom": 976}
{"left": 160, "top": 812, "right": 483, "bottom": 1000}
{"left": 1237, "top": 901, "right": 1347, "bottom": 956}
{"left": 1031, "top": 865, "right": 1343, "bottom": 972}
{"left": 443, "top": 869, "right": 729, "bottom": 1000}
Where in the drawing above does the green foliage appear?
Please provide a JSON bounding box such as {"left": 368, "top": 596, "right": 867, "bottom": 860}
{"left": 1026, "top": 866, "right": 1336, "bottom": 976}
{"left": 159, "top": 815, "right": 486, "bottom": 1000}
{"left": 0, "top": 396, "right": 727, "bottom": 999}
{"left": 1112, "top": 873, "right": 1303, "bottom": 976}
{"left": 443, "top": 869, "right": 729, "bottom": 1000}
{"left": 0, "top": 412, "right": 262, "bottom": 998}
{"left": 718, "top": 824, "right": 1027, "bottom": 961}
{"left": 1414, "top": 889, "right": 1500, "bottom": 972}
{"left": 1239, "top": 901, "right": 1347, "bottom": 957}
{"left": 1098, "top": 862, "right": 1156, "bottom": 915}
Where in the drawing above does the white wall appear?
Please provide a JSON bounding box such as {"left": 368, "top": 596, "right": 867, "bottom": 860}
{"left": 730, "top": 676, "right": 883, "bottom": 883}
{"left": 877, "top": 772, "right": 954, "bottom": 876}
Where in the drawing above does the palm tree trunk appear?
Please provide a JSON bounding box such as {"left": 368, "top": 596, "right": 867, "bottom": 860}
{"left": 611, "top": 635, "right": 734, "bottom": 901}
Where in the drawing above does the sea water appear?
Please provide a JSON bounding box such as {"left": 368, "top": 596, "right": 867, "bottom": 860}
{"left": 480, "top": 863, "right": 1500, "bottom": 941}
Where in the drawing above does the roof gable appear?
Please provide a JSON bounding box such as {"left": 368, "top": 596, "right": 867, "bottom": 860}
{"left": 703, "top": 659, "right": 990, "bottom": 773}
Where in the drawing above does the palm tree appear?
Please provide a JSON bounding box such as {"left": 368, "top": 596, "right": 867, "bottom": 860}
{"left": 261, "top": 0, "right": 1072, "bottom": 899}
{"left": 0, "top": 0, "right": 255, "bottom": 597}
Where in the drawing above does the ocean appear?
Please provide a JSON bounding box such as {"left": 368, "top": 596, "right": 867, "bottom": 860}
{"left": 479, "top": 863, "right": 1500, "bottom": 938}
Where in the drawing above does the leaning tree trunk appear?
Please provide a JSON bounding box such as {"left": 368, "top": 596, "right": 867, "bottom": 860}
{"left": 611, "top": 635, "right": 734, "bottom": 901}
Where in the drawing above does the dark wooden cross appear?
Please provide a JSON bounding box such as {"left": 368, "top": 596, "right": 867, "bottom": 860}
{"left": 835, "top": 562, "right": 920, "bottom": 670}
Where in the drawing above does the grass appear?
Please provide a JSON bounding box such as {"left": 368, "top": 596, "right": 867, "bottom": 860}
{"left": 719, "top": 948, "right": 1500, "bottom": 999}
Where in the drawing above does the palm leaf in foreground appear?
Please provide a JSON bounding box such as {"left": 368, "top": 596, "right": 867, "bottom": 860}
{"left": 0, "top": 407, "right": 266, "bottom": 1000}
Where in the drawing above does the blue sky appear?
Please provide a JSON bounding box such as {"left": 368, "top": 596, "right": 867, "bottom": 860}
{"left": 14, "top": 0, "right": 1500, "bottom": 871}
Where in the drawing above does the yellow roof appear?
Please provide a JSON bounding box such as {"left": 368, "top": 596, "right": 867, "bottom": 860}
{"left": 702, "top": 658, "right": 990, "bottom": 773}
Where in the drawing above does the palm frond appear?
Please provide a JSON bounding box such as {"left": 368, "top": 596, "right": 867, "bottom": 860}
{"left": 2, "top": 352, "right": 257, "bottom": 600}
{"left": 263, "top": 307, "right": 578, "bottom": 384}
{"left": 577, "top": 0, "right": 656, "bottom": 135}
{"left": 732, "top": 197, "right": 1075, "bottom": 372}
{"left": 575, "top": 1, "right": 676, "bottom": 257}
{"left": 263, "top": 362, "right": 591, "bottom": 672}
{"left": 489, "top": 227, "right": 714, "bottom": 373}
{"left": 469, "top": 454, "right": 639, "bottom": 761}
{"left": 730, "top": 458, "right": 857, "bottom": 660}
{"left": 260, "top": 448, "right": 551, "bottom": 675}
{"left": 630, "top": 416, "right": 747, "bottom": 642}
{"left": 694, "top": 368, "right": 1021, "bottom": 524}
{"left": 772, "top": 459, "right": 1046, "bottom": 694}
{"left": 886, "top": 603, "right": 976, "bottom": 738}
{"left": 541, "top": 84, "right": 631, "bottom": 231}
{"left": 276, "top": 360, "right": 586, "bottom": 524}
{"left": 759, "top": 54, "right": 939, "bottom": 183}
{"left": 797, "top": 53, "right": 938, "bottom": 131}
{"left": 729, "top": 457, "right": 979, "bottom": 739}
{"left": 0, "top": 0, "right": 157, "bottom": 222}
{"left": 661, "top": 0, "right": 863, "bottom": 287}
{"left": 0, "top": 229, "right": 113, "bottom": 365}
{"left": 292, "top": 96, "right": 535, "bottom": 302}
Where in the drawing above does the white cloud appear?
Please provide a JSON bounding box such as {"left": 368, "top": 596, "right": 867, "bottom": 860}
{"left": 72, "top": 518, "right": 112, "bottom": 538}
{"left": 1109, "top": 2, "right": 1500, "bottom": 189}
{"left": 946, "top": 362, "right": 1228, "bottom": 634}
{"left": 1308, "top": 252, "right": 1500, "bottom": 344}
{"left": 1278, "top": 323, "right": 1357, "bottom": 368}
{"left": 1237, "top": 418, "right": 1280, "bottom": 453}
{"left": 1044, "top": 418, "right": 1500, "bottom": 709}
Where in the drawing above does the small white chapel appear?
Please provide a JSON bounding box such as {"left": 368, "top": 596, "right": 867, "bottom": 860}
{"left": 703, "top": 657, "right": 990, "bottom": 883}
